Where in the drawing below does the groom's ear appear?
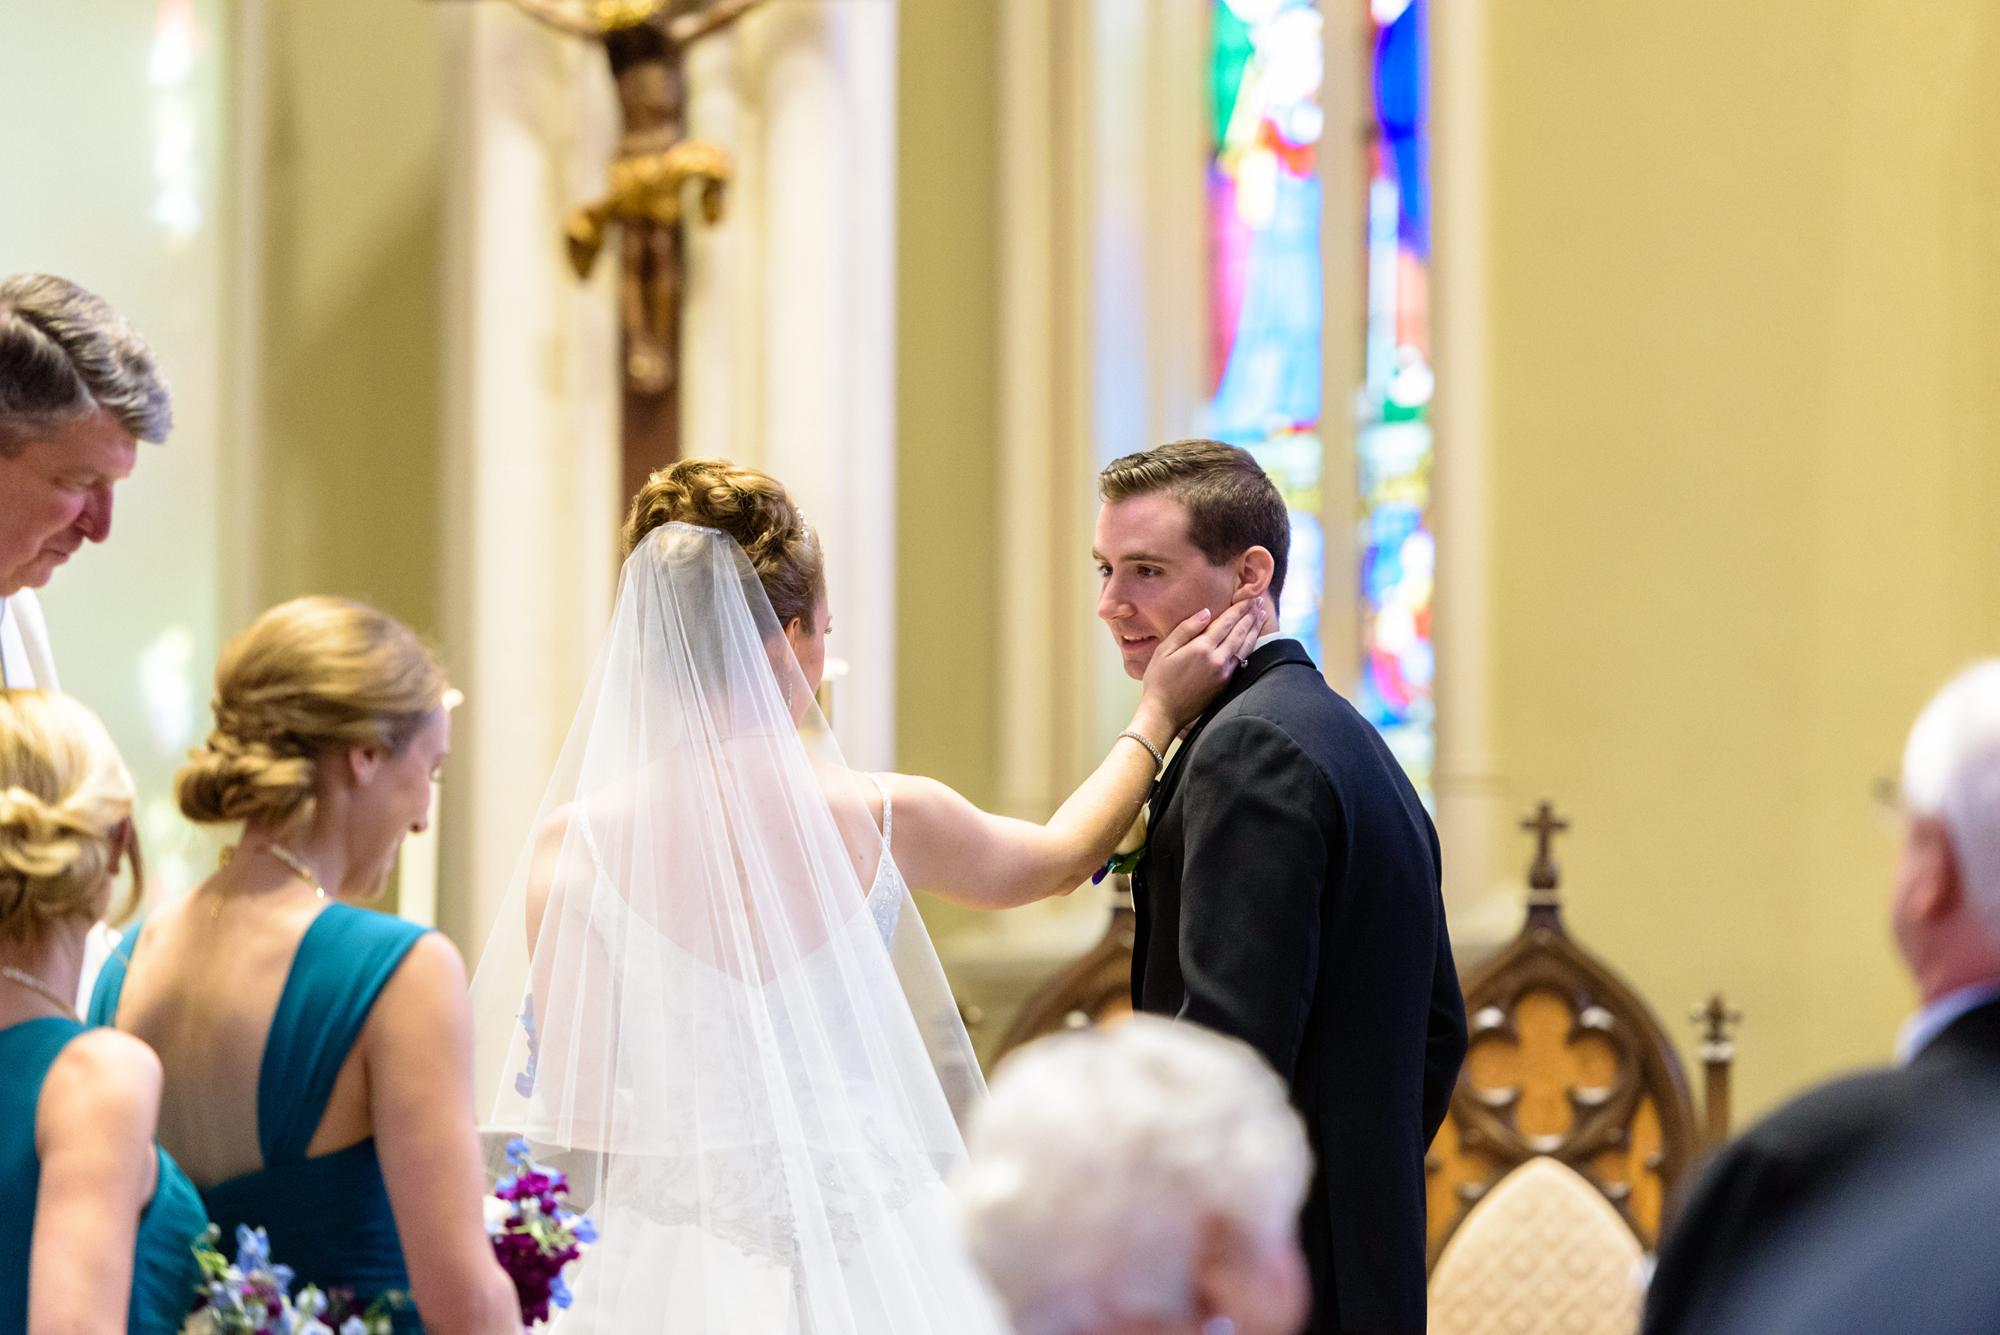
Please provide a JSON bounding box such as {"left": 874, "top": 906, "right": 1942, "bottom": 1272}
{"left": 1233, "top": 545, "right": 1275, "bottom": 601}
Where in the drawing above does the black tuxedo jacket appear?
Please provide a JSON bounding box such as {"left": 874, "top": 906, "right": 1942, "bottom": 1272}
{"left": 1644, "top": 997, "right": 2000, "bottom": 1335}
{"left": 1131, "top": 637, "right": 1467, "bottom": 1335}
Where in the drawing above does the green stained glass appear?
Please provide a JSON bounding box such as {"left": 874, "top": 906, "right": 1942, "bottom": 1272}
{"left": 1210, "top": 5, "right": 1255, "bottom": 146}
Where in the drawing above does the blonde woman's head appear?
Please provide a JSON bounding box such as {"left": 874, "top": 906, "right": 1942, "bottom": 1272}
{"left": 177, "top": 597, "right": 450, "bottom": 837}
{"left": 0, "top": 690, "right": 139, "bottom": 944}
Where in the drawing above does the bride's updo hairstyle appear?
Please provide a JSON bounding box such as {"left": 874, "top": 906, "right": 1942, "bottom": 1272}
{"left": 0, "top": 691, "right": 140, "bottom": 943}
{"left": 623, "top": 457, "right": 825, "bottom": 632}
{"left": 177, "top": 596, "right": 449, "bottom": 831}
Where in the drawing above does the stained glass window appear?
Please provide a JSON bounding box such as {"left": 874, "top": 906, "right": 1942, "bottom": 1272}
{"left": 1207, "top": 0, "right": 1327, "bottom": 652}
{"left": 1357, "top": 0, "right": 1435, "bottom": 804}
{"left": 1206, "top": 0, "right": 1435, "bottom": 806}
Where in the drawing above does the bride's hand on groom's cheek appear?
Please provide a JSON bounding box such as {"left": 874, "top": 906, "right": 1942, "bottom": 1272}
{"left": 1136, "top": 597, "right": 1265, "bottom": 733}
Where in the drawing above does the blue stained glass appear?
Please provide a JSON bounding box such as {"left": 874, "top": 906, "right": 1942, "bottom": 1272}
{"left": 1356, "top": 0, "right": 1435, "bottom": 806}
{"left": 1209, "top": 172, "right": 1325, "bottom": 443}
{"left": 1208, "top": 0, "right": 1328, "bottom": 662}
{"left": 1374, "top": 0, "right": 1429, "bottom": 257}
{"left": 1283, "top": 511, "right": 1325, "bottom": 658}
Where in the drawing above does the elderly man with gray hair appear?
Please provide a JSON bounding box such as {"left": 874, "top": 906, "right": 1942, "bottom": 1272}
{"left": 0, "top": 274, "right": 172, "bottom": 1011}
{"left": 1644, "top": 660, "right": 2000, "bottom": 1335}
{"left": 957, "top": 1016, "right": 1313, "bottom": 1335}
{"left": 0, "top": 273, "right": 172, "bottom": 690}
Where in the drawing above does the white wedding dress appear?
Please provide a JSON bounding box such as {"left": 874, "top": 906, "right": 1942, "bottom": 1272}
{"left": 470, "top": 525, "right": 1001, "bottom": 1335}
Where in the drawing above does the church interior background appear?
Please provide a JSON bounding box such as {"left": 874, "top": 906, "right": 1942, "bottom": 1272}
{"left": 3, "top": 0, "right": 1998, "bottom": 1127}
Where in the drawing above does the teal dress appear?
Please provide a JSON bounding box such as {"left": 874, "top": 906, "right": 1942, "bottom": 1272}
{"left": 0, "top": 1016, "right": 208, "bottom": 1335}
{"left": 95, "top": 905, "right": 432, "bottom": 1331}
{"left": 85, "top": 910, "right": 144, "bottom": 1028}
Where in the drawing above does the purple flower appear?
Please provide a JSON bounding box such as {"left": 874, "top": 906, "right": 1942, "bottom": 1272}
{"left": 489, "top": 1140, "right": 596, "bottom": 1327}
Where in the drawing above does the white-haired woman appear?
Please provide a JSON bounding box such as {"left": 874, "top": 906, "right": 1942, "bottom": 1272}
{"left": 957, "top": 1016, "right": 1314, "bottom": 1335}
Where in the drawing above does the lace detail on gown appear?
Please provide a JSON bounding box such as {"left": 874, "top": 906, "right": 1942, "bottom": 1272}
{"left": 864, "top": 774, "right": 903, "bottom": 950}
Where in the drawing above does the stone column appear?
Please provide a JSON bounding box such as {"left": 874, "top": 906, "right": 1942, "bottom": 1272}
{"left": 438, "top": 4, "right": 621, "bottom": 960}
{"left": 682, "top": 2, "right": 899, "bottom": 773}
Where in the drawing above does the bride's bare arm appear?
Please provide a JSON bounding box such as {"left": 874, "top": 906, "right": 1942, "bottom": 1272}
{"left": 879, "top": 598, "right": 1262, "bottom": 908}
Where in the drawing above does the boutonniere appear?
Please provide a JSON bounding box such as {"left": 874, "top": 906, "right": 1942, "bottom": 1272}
{"left": 1092, "top": 806, "right": 1149, "bottom": 884}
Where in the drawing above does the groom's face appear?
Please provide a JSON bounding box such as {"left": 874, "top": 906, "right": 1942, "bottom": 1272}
{"left": 1094, "top": 491, "right": 1239, "bottom": 680}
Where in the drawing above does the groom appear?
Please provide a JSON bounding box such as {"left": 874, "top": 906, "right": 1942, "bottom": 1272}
{"left": 1097, "top": 440, "right": 1466, "bottom": 1335}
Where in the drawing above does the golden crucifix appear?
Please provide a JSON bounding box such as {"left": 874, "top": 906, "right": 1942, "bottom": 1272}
{"left": 508, "top": 0, "right": 767, "bottom": 501}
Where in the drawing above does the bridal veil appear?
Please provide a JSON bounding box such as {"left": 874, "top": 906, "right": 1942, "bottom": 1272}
{"left": 468, "top": 524, "right": 999, "bottom": 1333}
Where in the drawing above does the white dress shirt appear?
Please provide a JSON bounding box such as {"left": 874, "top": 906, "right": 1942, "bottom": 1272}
{"left": 1894, "top": 981, "right": 2000, "bottom": 1065}
{"left": 1253, "top": 630, "right": 1294, "bottom": 654}
{"left": 0, "top": 590, "right": 59, "bottom": 691}
{"left": 0, "top": 594, "right": 122, "bottom": 1014}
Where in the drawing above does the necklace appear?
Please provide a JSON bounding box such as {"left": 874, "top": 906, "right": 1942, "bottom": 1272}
{"left": 267, "top": 843, "right": 329, "bottom": 899}
{"left": 1, "top": 965, "right": 79, "bottom": 1022}
{"left": 213, "top": 842, "right": 329, "bottom": 918}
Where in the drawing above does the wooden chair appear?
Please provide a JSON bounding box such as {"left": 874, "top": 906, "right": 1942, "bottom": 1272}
{"left": 989, "top": 879, "right": 1138, "bottom": 1059}
{"left": 1425, "top": 803, "right": 1740, "bottom": 1335}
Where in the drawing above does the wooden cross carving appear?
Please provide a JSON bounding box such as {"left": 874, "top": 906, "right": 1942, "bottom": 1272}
{"left": 505, "top": 0, "right": 768, "bottom": 504}
{"left": 1519, "top": 800, "right": 1569, "bottom": 894}
{"left": 1691, "top": 993, "right": 1742, "bottom": 1059}
{"left": 1690, "top": 991, "right": 1742, "bottom": 1147}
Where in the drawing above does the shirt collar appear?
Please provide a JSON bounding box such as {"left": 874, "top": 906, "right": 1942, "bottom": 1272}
{"left": 1253, "top": 630, "right": 1292, "bottom": 653}
{"left": 1895, "top": 981, "right": 2000, "bottom": 1065}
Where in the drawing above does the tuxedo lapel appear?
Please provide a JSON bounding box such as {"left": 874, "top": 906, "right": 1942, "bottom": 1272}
{"left": 1152, "top": 637, "right": 1316, "bottom": 817}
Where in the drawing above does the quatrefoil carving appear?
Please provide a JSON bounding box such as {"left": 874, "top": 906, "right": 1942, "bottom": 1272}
{"left": 1427, "top": 925, "right": 1696, "bottom": 1262}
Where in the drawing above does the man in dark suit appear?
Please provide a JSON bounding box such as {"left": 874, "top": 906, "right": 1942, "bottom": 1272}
{"left": 1688, "top": 1087, "right": 2000, "bottom": 1335}
{"left": 1644, "top": 660, "right": 2000, "bottom": 1335}
{"left": 1093, "top": 440, "right": 1468, "bottom": 1335}
{"left": 1695, "top": 1089, "right": 2000, "bottom": 1335}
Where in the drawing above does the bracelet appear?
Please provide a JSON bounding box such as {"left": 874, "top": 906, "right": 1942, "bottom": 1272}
{"left": 1117, "top": 729, "right": 1167, "bottom": 777}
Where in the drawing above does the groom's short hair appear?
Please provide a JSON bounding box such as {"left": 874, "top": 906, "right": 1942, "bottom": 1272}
{"left": 1098, "top": 439, "right": 1290, "bottom": 601}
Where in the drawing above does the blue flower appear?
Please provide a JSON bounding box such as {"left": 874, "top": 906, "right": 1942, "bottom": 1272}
{"left": 571, "top": 1215, "right": 599, "bottom": 1245}
{"left": 550, "top": 1274, "right": 574, "bottom": 1310}
{"left": 235, "top": 1225, "right": 271, "bottom": 1273}
{"left": 514, "top": 998, "right": 540, "bottom": 1097}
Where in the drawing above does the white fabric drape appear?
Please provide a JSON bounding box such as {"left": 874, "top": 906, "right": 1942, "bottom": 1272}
{"left": 469, "top": 523, "right": 999, "bottom": 1334}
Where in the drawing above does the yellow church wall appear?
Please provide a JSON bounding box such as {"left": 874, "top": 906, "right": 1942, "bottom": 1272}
{"left": 251, "top": 0, "right": 447, "bottom": 644}
{"left": 0, "top": 0, "right": 234, "bottom": 897}
{"left": 1485, "top": 0, "right": 2000, "bottom": 1122}
{"left": 895, "top": 0, "right": 1003, "bottom": 945}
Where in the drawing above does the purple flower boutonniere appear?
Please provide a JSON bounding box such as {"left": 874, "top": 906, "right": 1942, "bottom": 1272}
{"left": 1092, "top": 808, "right": 1149, "bottom": 885}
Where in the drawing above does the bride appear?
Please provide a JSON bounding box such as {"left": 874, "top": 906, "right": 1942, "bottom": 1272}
{"left": 469, "top": 459, "right": 1259, "bottom": 1334}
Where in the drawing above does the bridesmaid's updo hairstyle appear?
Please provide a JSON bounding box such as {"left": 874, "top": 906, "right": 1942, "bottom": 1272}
{"left": 177, "top": 596, "right": 449, "bottom": 831}
{"left": 0, "top": 691, "right": 140, "bottom": 944}
{"left": 623, "top": 457, "right": 826, "bottom": 632}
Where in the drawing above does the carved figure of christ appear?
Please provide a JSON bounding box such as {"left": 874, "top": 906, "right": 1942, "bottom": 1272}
{"left": 507, "top": 0, "right": 767, "bottom": 499}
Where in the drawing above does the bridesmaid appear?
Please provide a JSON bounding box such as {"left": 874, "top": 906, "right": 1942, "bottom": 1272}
{"left": 0, "top": 690, "right": 205, "bottom": 1335}
{"left": 96, "top": 598, "right": 518, "bottom": 1335}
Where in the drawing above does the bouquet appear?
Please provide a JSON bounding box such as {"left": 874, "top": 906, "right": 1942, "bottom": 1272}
{"left": 183, "top": 1225, "right": 402, "bottom": 1335}
{"left": 487, "top": 1138, "right": 597, "bottom": 1326}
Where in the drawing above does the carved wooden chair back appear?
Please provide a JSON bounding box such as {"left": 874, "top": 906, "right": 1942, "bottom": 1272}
{"left": 1426, "top": 805, "right": 1700, "bottom": 1266}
